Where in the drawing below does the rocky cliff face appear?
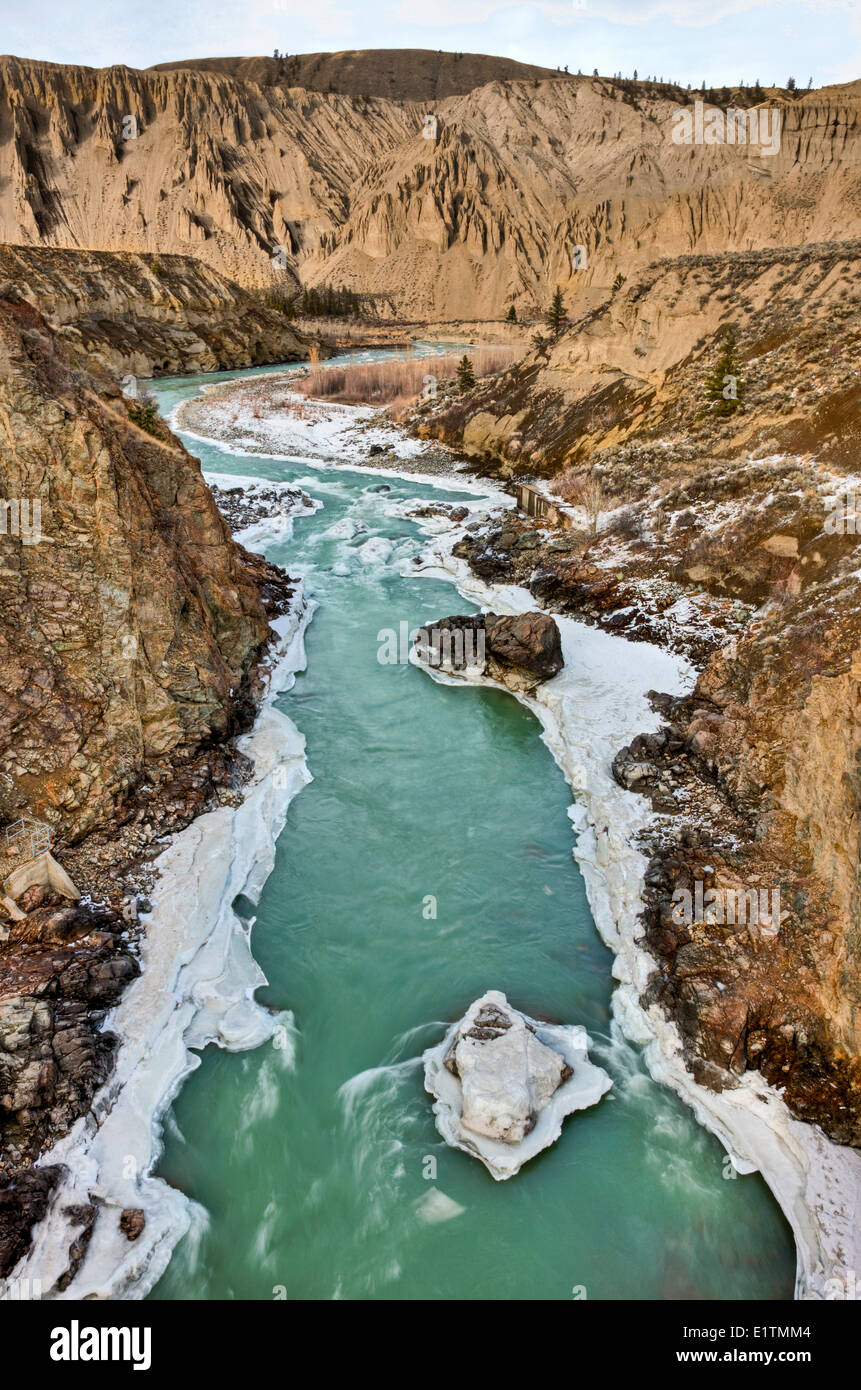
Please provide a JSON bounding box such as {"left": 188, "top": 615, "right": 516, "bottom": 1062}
{"left": 0, "top": 244, "right": 309, "bottom": 379}
{"left": 634, "top": 581, "right": 861, "bottom": 1144}
{"left": 0, "top": 286, "right": 296, "bottom": 1273}
{"left": 310, "top": 79, "right": 861, "bottom": 317}
{"left": 0, "top": 54, "right": 418, "bottom": 291}
{"left": 419, "top": 240, "right": 861, "bottom": 474}
{"left": 2, "top": 54, "right": 860, "bottom": 318}
{"left": 0, "top": 288, "right": 279, "bottom": 842}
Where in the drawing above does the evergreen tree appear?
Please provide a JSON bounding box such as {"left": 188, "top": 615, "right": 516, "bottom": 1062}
{"left": 612, "top": 272, "right": 626, "bottom": 292}
{"left": 456, "top": 355, "right": 476, "bottom": 392}
{"left": 128, "top": 388, "right": 161, "bottom": 437}
{"left": 546, "top": 285, "right": 567, "bottom": 336}
{"left": 787, "top": 76, "right": 796, "bottom": 90}
{"left": 298, "top": 281, "right": 360, "bottom": 318}
{"left": 506, "top": 304, "right": 517, "bottom": 322}
{"left": 704, "top": 325, "right": 745, "bottom": 415}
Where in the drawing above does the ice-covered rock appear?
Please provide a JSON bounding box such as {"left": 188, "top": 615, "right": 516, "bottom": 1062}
{"left": 447, "top": 1001, "right": 570, "bottom": 1144}
{"left": 321, "top": 516, "right": 364, "bottom": 541}
{"left": 423, "top": 990, "right": 612, "bottom": 1179}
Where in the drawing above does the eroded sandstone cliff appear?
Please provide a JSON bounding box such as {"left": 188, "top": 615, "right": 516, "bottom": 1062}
{"left": 420, "top": 241, "right": 861, "bottom": 474}
{"left": 2, "top": 54, "right": 859, "bottom": 317}
{"left": 0, "top": 54, "right": 419, "bottom": 291}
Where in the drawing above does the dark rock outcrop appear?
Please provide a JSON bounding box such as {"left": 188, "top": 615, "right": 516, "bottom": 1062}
{"left": 0, "top": 1167, "right": 61, "bottom": 1278}
{"left": 484, "top": 612, "right": 564, "bottom": 687}
{"left": 119, "top": 1207, "right": 145, "bottom": 1241}
{"left": 0, "top": 903, "right": 138, "bottom": 1174}
{"left": 419, "top": 611, "right": 563, "bottom": 693}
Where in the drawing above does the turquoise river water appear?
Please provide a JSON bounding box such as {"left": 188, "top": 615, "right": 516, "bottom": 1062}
{"left": 147, "top": 354, "right": 795, "bottom": 1301}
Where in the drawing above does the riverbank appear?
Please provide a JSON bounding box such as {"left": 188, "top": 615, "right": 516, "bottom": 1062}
{"left": 173, "top": 363, "right": 482, "bottom": 479}
{"left": 0, "top": 296, "right": 322, "bottom": 1287}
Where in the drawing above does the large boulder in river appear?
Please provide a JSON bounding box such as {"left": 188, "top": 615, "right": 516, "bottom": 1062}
{"left": 415, "top": 611, "right": 563, "bottom": 693}
{"left": 485, "top": 612, "right": 564, "bottom": 685}
{"left": 424, "top": 991, "right": 612, "bottom": 1179}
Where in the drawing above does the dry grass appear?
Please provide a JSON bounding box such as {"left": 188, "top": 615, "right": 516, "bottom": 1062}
{"left": 293, "top": 348, "right": 520, "bottom": 407}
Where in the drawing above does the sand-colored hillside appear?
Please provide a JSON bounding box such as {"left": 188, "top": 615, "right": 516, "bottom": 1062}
{"left": 150, "top": 48, "right": 569, "bottom": 101}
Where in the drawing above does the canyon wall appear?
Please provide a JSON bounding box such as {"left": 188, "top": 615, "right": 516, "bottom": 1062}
{"left": 420, "top": 241, "right": 861, "bottom": 473}
{"left": 0, "top": 287, "right": 277, "bottom": 843}
{"left": 0, "top": 283, "right": 297, "bottom": 1274}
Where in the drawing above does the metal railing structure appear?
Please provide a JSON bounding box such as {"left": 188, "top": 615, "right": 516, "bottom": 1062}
{"left": 4, "top": 817, "right": 51, "bottom": 861}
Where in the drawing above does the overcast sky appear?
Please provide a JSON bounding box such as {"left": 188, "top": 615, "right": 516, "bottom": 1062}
{"left": 1, "top": 0, "right": 858, "bottom": 88}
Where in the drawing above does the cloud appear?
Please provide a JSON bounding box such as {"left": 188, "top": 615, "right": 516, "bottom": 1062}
{"left": 257, "top": 0, "right": 358, "bottom": 34}
{"left": 387, "top": 0, "right": 859, "bottom": 31}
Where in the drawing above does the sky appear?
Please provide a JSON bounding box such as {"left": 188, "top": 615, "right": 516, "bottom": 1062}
{"left": 0, "top": 0, "right": 859, "bottom": 88}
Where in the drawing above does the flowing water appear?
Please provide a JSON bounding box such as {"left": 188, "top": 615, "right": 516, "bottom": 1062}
{"left": 147, "top": 355, "right": 795, "bottom": 1301}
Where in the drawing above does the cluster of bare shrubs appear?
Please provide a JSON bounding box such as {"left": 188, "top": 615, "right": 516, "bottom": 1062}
{"left": 293, "top": 348, "right": 520, "bottom": 408}
{"left": 296, "top": 317, "right": 403, "bottom": 343}
{"left": 554, "top": 468, "right": 615, "bottom": 535}
{"left": 609, "top": 505, "right": 643, "bottom": 540}
{"left": 215, "top": 379, "right": 320, "bottom": 425}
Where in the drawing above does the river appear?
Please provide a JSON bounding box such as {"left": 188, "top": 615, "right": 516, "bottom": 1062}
{"left": 146, "top": 352, "right": 794, "bottom": 1301}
